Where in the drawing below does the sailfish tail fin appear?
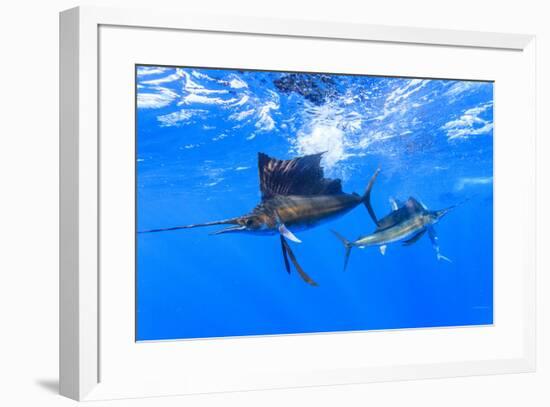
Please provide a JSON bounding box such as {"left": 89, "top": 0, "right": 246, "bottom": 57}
{"left": 331, "top": 230, "right": 353, "bottom": 272}
{"left": 362, "top": 168, "right": 381, "bottom": 227}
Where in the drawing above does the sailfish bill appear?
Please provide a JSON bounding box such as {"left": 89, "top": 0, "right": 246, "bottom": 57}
{"left": 139, "top": 151, "right": 380, "bottom": 285}
{"left": 138, "top": 217, "right": 242, "bottom": 234}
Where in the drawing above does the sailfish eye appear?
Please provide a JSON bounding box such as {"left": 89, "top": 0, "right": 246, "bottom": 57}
{"left": 246, "top": 218, "right": 254, "bottom": 226}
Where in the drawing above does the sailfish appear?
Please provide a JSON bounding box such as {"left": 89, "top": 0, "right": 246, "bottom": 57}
{"left": 332, "top": 169, "right": 455, "bottom": 271}
{"left": 139, "top": 152, "right": 380, "bottom": 286}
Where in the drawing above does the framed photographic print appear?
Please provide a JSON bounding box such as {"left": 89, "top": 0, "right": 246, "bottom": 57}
{"left": 60, "top": 6, "right": 537, "bottom": 401}
{"left": 135, "top": 65, "right": 495, "bottom": 340}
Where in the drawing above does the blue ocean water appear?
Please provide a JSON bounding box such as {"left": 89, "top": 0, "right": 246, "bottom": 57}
{"left": 136, "top": 66, "right": 493, "bottom": 341}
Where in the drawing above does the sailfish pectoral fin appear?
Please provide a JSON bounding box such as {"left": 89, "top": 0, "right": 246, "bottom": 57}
{"left": 278, "top": 224, "right": 302, "bottom": 243}
{"left": 273, "top": 209, "right": 302, "bottom": 243}
{"left": 280, "top": 237, "right": 318, "bottom": 286}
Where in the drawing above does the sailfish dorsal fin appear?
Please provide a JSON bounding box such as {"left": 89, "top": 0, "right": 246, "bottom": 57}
{"left": 258, "top": 152, "right": 343, "bottom": 200}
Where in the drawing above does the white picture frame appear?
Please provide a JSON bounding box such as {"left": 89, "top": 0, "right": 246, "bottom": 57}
{"left": 60, "top": 6, "right": 537, "bottom": 401}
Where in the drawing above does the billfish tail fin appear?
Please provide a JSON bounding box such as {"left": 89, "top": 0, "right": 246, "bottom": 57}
{"left": 362, "top": 168, "right": 381, "bottom": 227}
{"left": 331, "top": 230, "right": 353, "bottom": 272}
